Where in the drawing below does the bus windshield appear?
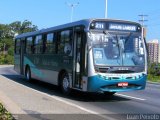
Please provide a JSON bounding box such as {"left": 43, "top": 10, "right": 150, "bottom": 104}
{"left": 88, "top": 32, "right": 145, "bottom": 73}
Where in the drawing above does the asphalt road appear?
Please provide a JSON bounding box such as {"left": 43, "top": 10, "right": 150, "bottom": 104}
{"left": 0, "top": 66, "right": 160, "bottom": 120}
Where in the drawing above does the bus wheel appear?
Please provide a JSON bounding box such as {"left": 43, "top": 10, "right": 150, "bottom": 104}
{"left": 60, "top": 72, "right": 71, "bottom": 95}
{"left": 25, "top": 67, "right": 31, "bottom": 81}
{"left": 104, "top": 92, "right": 116, "bottom": 96}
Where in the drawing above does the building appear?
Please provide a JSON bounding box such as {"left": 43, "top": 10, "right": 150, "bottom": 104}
{"left": 159, "top": 43, "right": 160, "bottom": 63}
{"left": 147, "top": 39, "right": 159, "bottom": 63}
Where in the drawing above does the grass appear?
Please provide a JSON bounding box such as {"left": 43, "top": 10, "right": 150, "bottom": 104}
{"left": 148, "top": 74, "right": 160, "bottom": 83}
{"left": 0, "top": 103, "right": 13, "bottom": 120}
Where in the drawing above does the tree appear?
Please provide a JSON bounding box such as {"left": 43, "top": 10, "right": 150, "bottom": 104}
{"left": 0, "top": 24, "right": 11, "bottom": 39}
{"left": 9, "top": 20, "right": 38, "bottom": 35}
{"left": 0, "top": 20, "right": 38, "bottom": 64}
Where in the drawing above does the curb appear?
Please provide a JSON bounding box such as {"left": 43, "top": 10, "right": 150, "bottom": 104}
{"left": 0, "top": 65, "right": 14, "bottom": 68}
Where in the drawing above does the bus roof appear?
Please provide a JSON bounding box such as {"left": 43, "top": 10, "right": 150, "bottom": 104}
{"left": 15, "top": 18, "right": 141, "bottom": 39}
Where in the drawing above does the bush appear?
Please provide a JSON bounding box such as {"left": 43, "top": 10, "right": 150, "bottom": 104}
{"left": 8, "top": 47, "right": 14, "bottom": 56}
{"left": 0, "top": 54, "right": 14, "bottom": 65}
{"left": 0, "top": 103, "right": 13, "bottom": 120}
{"left": 148, "top": 74, "right": 160, "bottom": 83}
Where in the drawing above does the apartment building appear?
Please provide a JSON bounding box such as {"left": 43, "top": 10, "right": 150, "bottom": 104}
{"left": 147, "top": 39, "right": 159, "bottom": 63}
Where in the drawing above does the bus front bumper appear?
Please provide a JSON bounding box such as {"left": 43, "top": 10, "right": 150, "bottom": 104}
{"left": 87, "top": 74, "right": 147, "bottom": 93}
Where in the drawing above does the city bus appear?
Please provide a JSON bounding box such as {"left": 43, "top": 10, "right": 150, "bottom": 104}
{"left": 14, "top": 19, "right": 148, "bottom": 95}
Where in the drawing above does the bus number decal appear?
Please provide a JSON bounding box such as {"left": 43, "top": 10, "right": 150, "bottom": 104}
{"left": 95, "top": 23, "right": 104, "bottom": 29}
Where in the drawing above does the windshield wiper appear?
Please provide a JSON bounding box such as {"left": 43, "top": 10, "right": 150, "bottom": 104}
{"left": 103, "top": 31, "right": 115, "bottom": 40}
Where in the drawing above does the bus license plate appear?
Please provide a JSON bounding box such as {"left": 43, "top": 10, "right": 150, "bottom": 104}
{"left": 118, "top": 82, "right": 128, "bottom": 87}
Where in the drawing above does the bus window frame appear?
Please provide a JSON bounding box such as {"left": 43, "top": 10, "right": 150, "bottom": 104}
{"left": 26, "top": 36, "right": 33, "bottom": 54}
{"left": 44, "top": 32, "right": 56, "bottom": 54}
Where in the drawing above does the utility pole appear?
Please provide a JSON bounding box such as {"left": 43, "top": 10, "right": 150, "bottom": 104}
{"left": 138, "top": 14, "right": 148, "bottom": 27}
{"left": 105, "top": 0, "right": 108, "bottom": 18}
{"left": 138, "top": 14, "right": 148, "bottom": 38}
{"left": 66, "top": 2, "right": 79, "bottom": 22}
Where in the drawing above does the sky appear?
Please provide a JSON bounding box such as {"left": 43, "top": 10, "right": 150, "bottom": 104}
{"left": 0, "top": 0, "right": 160, "bottom": 41}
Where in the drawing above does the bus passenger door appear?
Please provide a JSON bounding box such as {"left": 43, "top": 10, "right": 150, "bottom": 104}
{"left": 73, "top": 29, "right": 84, "bottom": 89}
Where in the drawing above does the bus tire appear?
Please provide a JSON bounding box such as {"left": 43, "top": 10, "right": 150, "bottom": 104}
{"left": 25, "top": 67, "right": 31, "bottom": 81}
{"left": 104, "top": 92, "right": 116, "bottom": 96}
{"left": 60, "top": 72, "right": 71, "bottom": 95}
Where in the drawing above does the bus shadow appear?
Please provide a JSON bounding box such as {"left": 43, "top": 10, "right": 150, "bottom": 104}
{"left": 2, "top": 74, "right": 130, "bottom": 102}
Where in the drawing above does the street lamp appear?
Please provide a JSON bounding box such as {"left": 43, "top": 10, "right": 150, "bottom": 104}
{"left": 105, "top": 0, "right": 108, "bottom": 18}
{"left": 66, "top": 2, "right": 79, "bottom": 22}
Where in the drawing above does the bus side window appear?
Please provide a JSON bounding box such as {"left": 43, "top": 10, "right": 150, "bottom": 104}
{"left": 26, "top": 37, "right": 33, "bottom": 54}
{"left": 45, "top": 33, "right": 55, "bottom": 54}
{"left": 58, "top": 30, "right": 72, "bottom": 55}
{"left": 35, "top": 35, "right": 43, "bottom": 54}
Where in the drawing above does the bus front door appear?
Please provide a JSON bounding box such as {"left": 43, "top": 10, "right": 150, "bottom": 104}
{"left": 73, "top": 30, "right": 84, "bottom": 89}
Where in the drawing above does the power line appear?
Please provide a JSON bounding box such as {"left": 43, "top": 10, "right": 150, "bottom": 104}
{"left": 148, "top": 15, "right": 160, "bottom": 22}
{"left": 147, "top": 23, "right": 160, "bottom": 27}
{"left": 143, "top": 8, "right": 160, "bottom": 22}
{"left": 146, "top": 8, "right": 160, "bottom": 16}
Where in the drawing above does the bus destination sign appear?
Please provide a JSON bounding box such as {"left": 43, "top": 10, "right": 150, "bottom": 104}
{"left": 90, "top": 21, "right": 141, "bottom": 32}
{"left": 109, "top": 23, "right": 137, "bottom": 32}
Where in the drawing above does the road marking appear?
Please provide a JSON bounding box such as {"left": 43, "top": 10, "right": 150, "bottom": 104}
{"left": 0, "top": 75, "right": 116, "bottom": 120}
{"left": 116, "top": 93, "right": 146, "bottom": 101}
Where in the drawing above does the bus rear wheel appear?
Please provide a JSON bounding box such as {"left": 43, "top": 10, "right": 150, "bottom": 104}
{"left": 60, "top": 72, "right": 71, "bottom": 95}
{"left": 25, "top": 67, "right": 31, "bottom": 81}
